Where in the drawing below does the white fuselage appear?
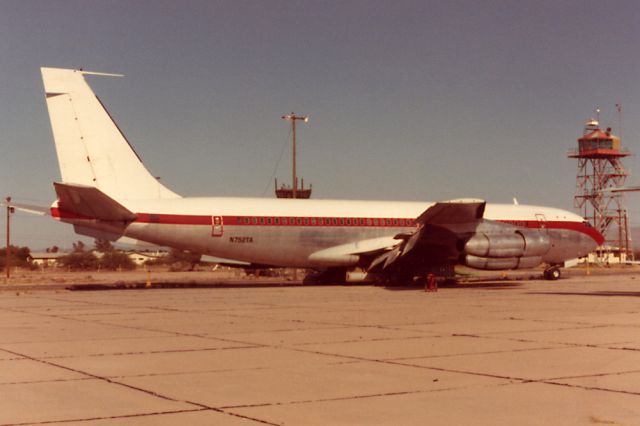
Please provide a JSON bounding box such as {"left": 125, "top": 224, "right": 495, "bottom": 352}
{"left": 53, "top": 197, "right": 598, "bottom": 268}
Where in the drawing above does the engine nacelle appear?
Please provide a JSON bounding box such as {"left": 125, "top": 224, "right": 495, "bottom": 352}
{"left": 463, "top": 230, "right": 550, "bottom": 258}
{"left": 464, "top": 255, "right": 543, "bottom": 270}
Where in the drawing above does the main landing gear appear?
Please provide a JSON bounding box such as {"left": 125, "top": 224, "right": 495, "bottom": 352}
{"left": 543, "top": 266, "right": 561, "bottom": 281}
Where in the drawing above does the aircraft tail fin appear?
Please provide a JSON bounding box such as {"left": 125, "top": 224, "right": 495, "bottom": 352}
{"left": 53, "top": 182, "right": 137, "bottom": 222}
{"left": 41, "top": 67, "right": 180, "bottom": 201}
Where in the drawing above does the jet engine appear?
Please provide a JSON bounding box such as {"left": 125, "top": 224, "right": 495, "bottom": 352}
{"left": 464, "top": 254, "right": 543, "bottom": 270}
{"left": 461, "top": 230, "right": 550, "bottom": 270}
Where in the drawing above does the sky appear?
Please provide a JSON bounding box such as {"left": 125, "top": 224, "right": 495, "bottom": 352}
{"left": 1, "top": 0, "right": 640, "bottom": 250}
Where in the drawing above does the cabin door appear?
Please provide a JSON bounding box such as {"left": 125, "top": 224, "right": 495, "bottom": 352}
{"left": 212, "top": 215, "right": 224, "bottom": 237}
{"left": 535, "top": 213, "right": 547, "bottom": 231}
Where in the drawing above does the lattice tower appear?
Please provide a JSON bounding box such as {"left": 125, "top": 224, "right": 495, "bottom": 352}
{"left": 568, "top": 119, "right": 632, "bottom": 259}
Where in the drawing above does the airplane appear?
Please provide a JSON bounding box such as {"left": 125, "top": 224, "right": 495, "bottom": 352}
{"left": 33, "top": 67, "right": 602, "bottom": 283}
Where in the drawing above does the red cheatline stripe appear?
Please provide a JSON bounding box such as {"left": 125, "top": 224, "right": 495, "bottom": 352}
{"left": 136, "top": 213, "right": 212, "bottom": 225}
{"left": 501, "top": 219, "right": 604, "bottom": 245}
{"left": 136, "top": 213, "right": 417, "bottom": 227}
{"left": 51, "top": 208, "right": 603, "bottom": 244}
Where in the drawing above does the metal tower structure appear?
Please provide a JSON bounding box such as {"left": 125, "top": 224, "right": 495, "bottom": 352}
{"left": 568, "top": 119, "right": 632, "bottom": 260}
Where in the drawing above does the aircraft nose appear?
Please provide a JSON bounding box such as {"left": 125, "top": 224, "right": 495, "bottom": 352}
{"left": 593, "top": 229, "right": 605, "bottom": 247}
{"left": 574, "top": 224, "right": 603, "bottom": 258}
{"left": 584, "top": 229, "right": 604, "bottom": 255}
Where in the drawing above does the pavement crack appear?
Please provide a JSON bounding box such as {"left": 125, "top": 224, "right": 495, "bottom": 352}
{"left": 387, "top": 345, "right": 559, "bottom": 361}
{"left": 2, "top": 409, "right": 207, "bottom": 426}
{"left": 540, "top": 379, "right": 640, "bottom": 396}
{"left": 221, "top": 388, "right": 459, "bottom": 410}
{"left": 38, "top": 345, "right": 260, "bottom": 360}
{"left": 0, "top": 347, "right": 209, "bottom": 410}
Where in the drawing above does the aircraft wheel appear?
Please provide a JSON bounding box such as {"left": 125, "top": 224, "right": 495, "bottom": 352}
{"left": 544, "top": 267, "right": 561, "bottom": 281}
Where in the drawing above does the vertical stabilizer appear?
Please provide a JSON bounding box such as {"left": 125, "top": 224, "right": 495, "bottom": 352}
{"left": 41, "top": 67, "right": 180, "bottom": 200}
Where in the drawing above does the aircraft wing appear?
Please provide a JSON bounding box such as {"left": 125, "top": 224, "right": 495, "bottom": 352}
{"left": 414, "top": 198, "right": 485, "bottom": 225}
{"left": 306, "top": 199, "right": 486, "bottom": 272}
{"left": 368, "top": 199, "right": 486, "bottom": 273}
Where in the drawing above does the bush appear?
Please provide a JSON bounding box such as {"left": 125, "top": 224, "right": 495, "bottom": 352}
{"left": 94, "top": 239, "right": 114, "bottom": 253}
{"left": 99, "top": 251, "right": 136, "bottom": 271}
{"left": 59, "top": 251, "right": 99, "bottom": 271}
{"left": 0, "top": 246, "right": 32, "bottom": 269}
{"left": 145, "top": 248, "right": 201, "bottom": 271}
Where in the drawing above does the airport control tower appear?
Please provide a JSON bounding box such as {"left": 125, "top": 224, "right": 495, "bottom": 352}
{"left": 568, "top": 119, "right": 632, "bottom": 260}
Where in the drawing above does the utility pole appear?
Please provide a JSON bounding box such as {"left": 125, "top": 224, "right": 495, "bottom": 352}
{"left": 281, "top": 112, "right": 309, "bottom": 199}
{"left": 5, "top": 197, "right": 13, "bottom": 280}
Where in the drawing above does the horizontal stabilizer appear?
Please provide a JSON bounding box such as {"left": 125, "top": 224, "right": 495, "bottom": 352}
{"left": 54, "top": 182, "right": 137, "bottom": 222}
{"left": 1, "top": 200, "right": 50, "bottom": 216}
{"left": 73, "top": 224, "right": 126, "bottom": 241}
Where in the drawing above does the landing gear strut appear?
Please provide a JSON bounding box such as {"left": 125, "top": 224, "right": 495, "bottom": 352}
{"left": 543, "top": 266, "right": 561, "bottom": 281}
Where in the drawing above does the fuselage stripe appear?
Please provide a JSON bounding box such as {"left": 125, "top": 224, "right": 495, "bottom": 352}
{"left": 136, "top": 213, "right": 418, "bottom": 227}
{"left": 51, "top": 207, "right": 603, "bottom": 244}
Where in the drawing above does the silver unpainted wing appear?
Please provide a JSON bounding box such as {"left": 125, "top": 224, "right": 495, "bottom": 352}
{"left": 368, "top": 199, "right": 487, "bottom": 273}
{"left": 306, "top": 200, "right": 487, "bottom": 272}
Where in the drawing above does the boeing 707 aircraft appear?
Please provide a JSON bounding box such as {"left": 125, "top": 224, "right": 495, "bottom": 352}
{"left": 34, "top": 67, "right": 602, "bottom": 282}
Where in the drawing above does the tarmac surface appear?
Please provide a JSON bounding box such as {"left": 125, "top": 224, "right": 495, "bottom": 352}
{"left": 2, "top": 272, "right": 640, "bottom": 425}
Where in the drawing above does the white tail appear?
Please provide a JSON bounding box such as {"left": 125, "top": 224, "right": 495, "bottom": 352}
{"left": 41, "top": 67, "right": 180, "bottom": 200}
